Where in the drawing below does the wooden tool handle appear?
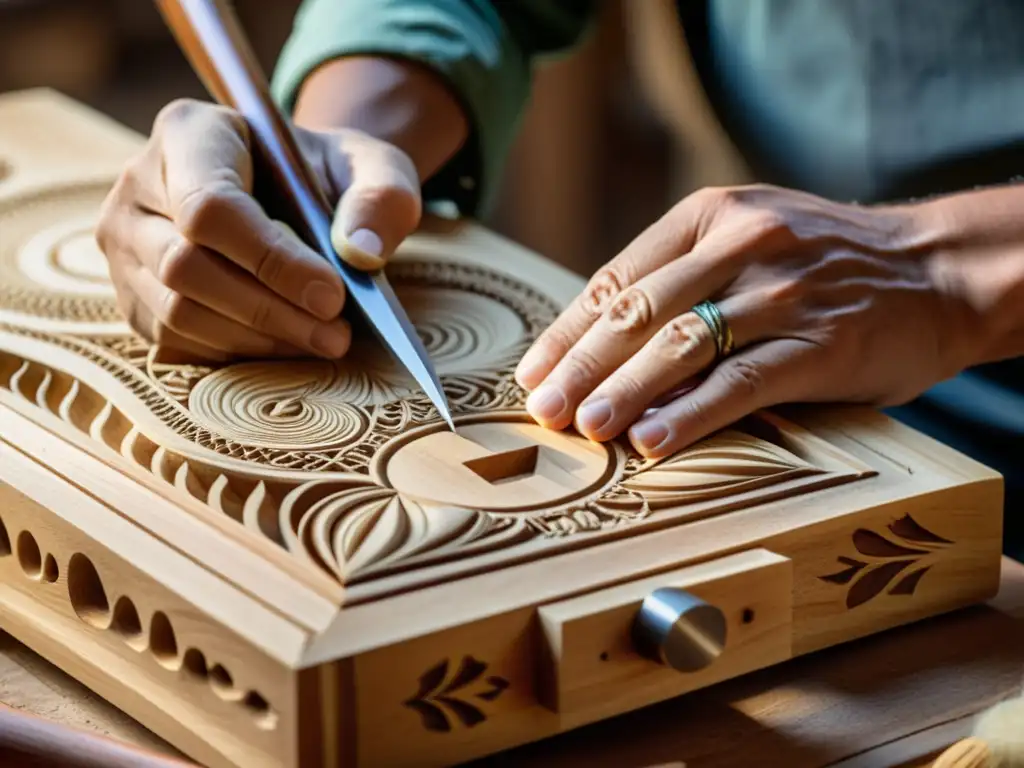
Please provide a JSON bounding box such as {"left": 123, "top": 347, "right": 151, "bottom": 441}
{"left": 153, "top": 0, "right": 339, "bottom": 269}
{"left": 0, "top": 703, "right": 197, "bottom": 767}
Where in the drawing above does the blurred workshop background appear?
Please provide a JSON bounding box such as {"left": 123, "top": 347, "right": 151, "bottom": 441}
{"left": 0, "top": 0, "right": 752, "bottom": 277}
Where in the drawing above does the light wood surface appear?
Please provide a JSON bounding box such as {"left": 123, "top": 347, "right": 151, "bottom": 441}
{"left": 0, "top": 88, "right": 1010, "bottom": 767}
{"left": 2, "top": 557, "right": 1021, "bottom": 767}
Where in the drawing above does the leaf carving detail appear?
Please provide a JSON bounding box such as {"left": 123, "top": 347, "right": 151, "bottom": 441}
{"left": 279, "top": 481, "right": 530, "bottom": 582}
{"left": 846, "top": 560, "right": 916, "bottom": 609}
{"left": 440, "top": 656, "right": 486, "bottom": 695}
{"left": 435, "top": 697, "right": 486, "bottom": 728}
{"left": 404, "top": 699, "right": 450, "bottom": 733}
{"left": 852, "top": 529, "right": 928, "bottom": 558}
{"left": 621, "top": 430, "right": 822, "bottom": 509}
{"left": 477, "top": 676, "right": 509, "bottom": 702}
{"left": 819, "top": 556, "right": 867, "bottom": 585}
{"left": 403, "top": 656, "right": 509, "bottom": 733}
{"left": 414, "top": 659, "right": 449, "bottom": 699}
{"left": 889, "top": 565, "right": 931, "bottom": 596}
{"left": 888, "top": 515, "right": 953, "bottom": 545}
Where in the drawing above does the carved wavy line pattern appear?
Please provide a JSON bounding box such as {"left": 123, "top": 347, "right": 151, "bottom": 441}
{"left": 1, "top": 258, "right": 562, "bottom": 473}
{"left": 0, "top": 349, "right": 831, "bottom": 588}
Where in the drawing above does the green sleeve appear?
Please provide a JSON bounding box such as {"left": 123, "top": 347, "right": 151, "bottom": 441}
{"left": 270, "top": 0, "right": 598, "bottom": 216}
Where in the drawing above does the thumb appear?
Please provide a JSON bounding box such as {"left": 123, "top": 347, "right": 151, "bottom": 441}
{"left": 328, "top": 136, "right": 422, "bottom": 271}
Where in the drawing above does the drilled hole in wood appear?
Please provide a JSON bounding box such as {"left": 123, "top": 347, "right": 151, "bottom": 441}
{"left": 742, "top": 608, "right": 755, "bottom": 624}
{"left": 68, "top": 553, "right": 110, "bottom": 627}
{"left": 17, "top": 531, "right": 42, "bottom": 579}
{"left": 599, "top": 652, "right": 609, "bottom": 662}
{"left": 183, "top": 648, "right": 208, "bottom": 680}
{"left": 150, "top": 611, "right": 179, "bottom": 669}
{"left": 243, "top": 691, "right": 278, "bottom": 731}
{"left": 463, "top": 444, "right": 539, "bottom": 484}
{"left": 42, "top": 554, "right": 59, "bottom": 584}
{"left": 111, "top": 597, "right": 145, "bottom": 650}
{"left": 0, "top": 517, "right": 10, "bottom": 557}
{"left": 210, "top": 664, "right": 244, "bottom": 701}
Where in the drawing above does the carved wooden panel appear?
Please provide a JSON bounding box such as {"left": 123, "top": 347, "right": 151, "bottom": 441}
{"left": 0, "top": 90, "right": 1006, "bottom": 768}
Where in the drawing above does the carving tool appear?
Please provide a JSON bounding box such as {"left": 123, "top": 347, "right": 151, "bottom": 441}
{"left": 154, "top": 0, "right": 455, "bottom": 431}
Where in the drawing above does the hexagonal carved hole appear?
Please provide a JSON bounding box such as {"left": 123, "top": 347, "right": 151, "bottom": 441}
{"left": 68, "top": 553, "right": 110, "bottom": 628}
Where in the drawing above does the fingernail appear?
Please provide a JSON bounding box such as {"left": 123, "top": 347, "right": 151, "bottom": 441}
{"left": 516, "top": 351, "right": 551, "bottom": 390}
{"left": 577, "top": 399, "right": 613, "bottom": 434}
{"left": 341, "top": 228, "right": 385, "bottom": 270}
{"left": 303, "top": 280, "right": 343, "bottom": 319}
{"left": 527, "top": 385, "right": 566, "bottom": 422}
{"left": 630, "top": 420, "right": 669, "bottom": 452}
{"left": 310, "top": 325, "right": 349, "bottom": 358}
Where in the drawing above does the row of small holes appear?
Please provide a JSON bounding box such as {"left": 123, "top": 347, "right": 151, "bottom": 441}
{"left": 0, "top": 516, "right": 275, "bottom": 729}
{"left": 66, "top": 552, "right": 277, "bottom": 729}
{"left": 2, "top": 524, "right": 61, "bottom": 585}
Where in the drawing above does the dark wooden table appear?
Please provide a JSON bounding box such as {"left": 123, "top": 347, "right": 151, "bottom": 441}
{"left": 2, "top": 558, "right": 1023, "bottom": 768}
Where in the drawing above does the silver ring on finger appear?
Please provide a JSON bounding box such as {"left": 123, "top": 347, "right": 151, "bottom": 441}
{"left": 691, "top": 299, "right": 734, "bottom": 359}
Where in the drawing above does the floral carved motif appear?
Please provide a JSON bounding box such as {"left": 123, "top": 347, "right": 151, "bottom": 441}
{"left": 819, "top": 514, "right": 954, "bottom": 608}
{"left": 404, "top": 656, "right": 510, "bottom": 732}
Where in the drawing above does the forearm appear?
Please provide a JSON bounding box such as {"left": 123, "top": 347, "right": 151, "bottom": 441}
{"left": 913, "top": 183, "right": 1024, "bottom": 366}
{"left": 293, "top": 56, "right": 468, "bottom": 183}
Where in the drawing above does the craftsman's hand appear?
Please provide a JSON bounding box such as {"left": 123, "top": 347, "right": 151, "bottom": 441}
{"left": 515, "top": 184, "right": 994, "bottom": 458}
{"left": 95, "top": 98, "right": 421, "bottom": 361}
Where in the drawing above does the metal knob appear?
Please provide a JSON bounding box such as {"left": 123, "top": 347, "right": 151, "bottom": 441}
{"left": 632, "top": 588, "right": 727, "bottom": 672}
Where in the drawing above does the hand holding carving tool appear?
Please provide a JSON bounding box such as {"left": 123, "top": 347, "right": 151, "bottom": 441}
{"left": 153, "top": 0, "right": 455, "bottom": 431}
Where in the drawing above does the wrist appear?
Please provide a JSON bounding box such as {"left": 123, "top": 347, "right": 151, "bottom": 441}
{"left": 908, "top": 185, "right": 1024, "bottom": 368}
{"left": 292, "top": 55, "right": 469, "bottom": 182}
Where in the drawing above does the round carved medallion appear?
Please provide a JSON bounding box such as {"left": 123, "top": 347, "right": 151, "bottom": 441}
{"left": 374, "top": 414, "right": 624, "bottom": 513}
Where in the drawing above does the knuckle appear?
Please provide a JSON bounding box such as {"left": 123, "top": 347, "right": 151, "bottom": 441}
{"left": 719, "top": 357, "right": 765, "bottom": 399}
{"left": 677, "top": 396, "right": 713, "bottom": 432}
{"left": 537, "top": 325, "right": 577, "bottom": 359}
{"left": 153, "top": 98, "right": 204, "bottom": 130}
{"left": 254, "top": 225, "right": 286, "bottom": 285}
{"left": 582, "top": 265, "right": 629, "bottom": 317}
{"left": 157, "top": 289, "right": 188, "bottom": 330}
{"left": 766, "top": 278, "right": 804, "bottom": 305}
{"left": 605, "top": 285, "right": 654, "bottom": 335}
{"left": 608, "top": 370, "right": 646, "bottom": 405}
{"left": 658, "top": 314, "right": 711, "bottom": 363}
{"left": 246, "top": 299, "right": 274, "bottom": 333}
{"left": 176, "top": 182, "right": 236, "bottom": 243}
{"left": 156, "top": 239, "right": 199, "bottom": 290}
{"left": 563, "top": 347, "right": 604, "bottom": 388}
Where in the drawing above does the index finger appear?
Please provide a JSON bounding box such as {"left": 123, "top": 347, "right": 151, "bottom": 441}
{"left": 158, "top": 103, "right": 346, "bottom": 321}
{"left": 514, "top": 188, "right": 725, "bottom": 391}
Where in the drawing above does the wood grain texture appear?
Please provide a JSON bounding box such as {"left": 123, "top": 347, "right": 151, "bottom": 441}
{"left": 0, "top": 88, "right": 1010, "bottom": 767}
{"left": 2, "top": 559, "right": 1021, "bottom": 768}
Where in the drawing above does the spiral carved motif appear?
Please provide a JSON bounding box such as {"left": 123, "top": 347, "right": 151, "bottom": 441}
{"left": 187, "top": 286, "right": 528, "bottom": 451}
{"left": 0, "top": 182, "right": 123, "bottom": 329}
{"left": 188, "top": 360, "right": 371, "bottom": 450}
